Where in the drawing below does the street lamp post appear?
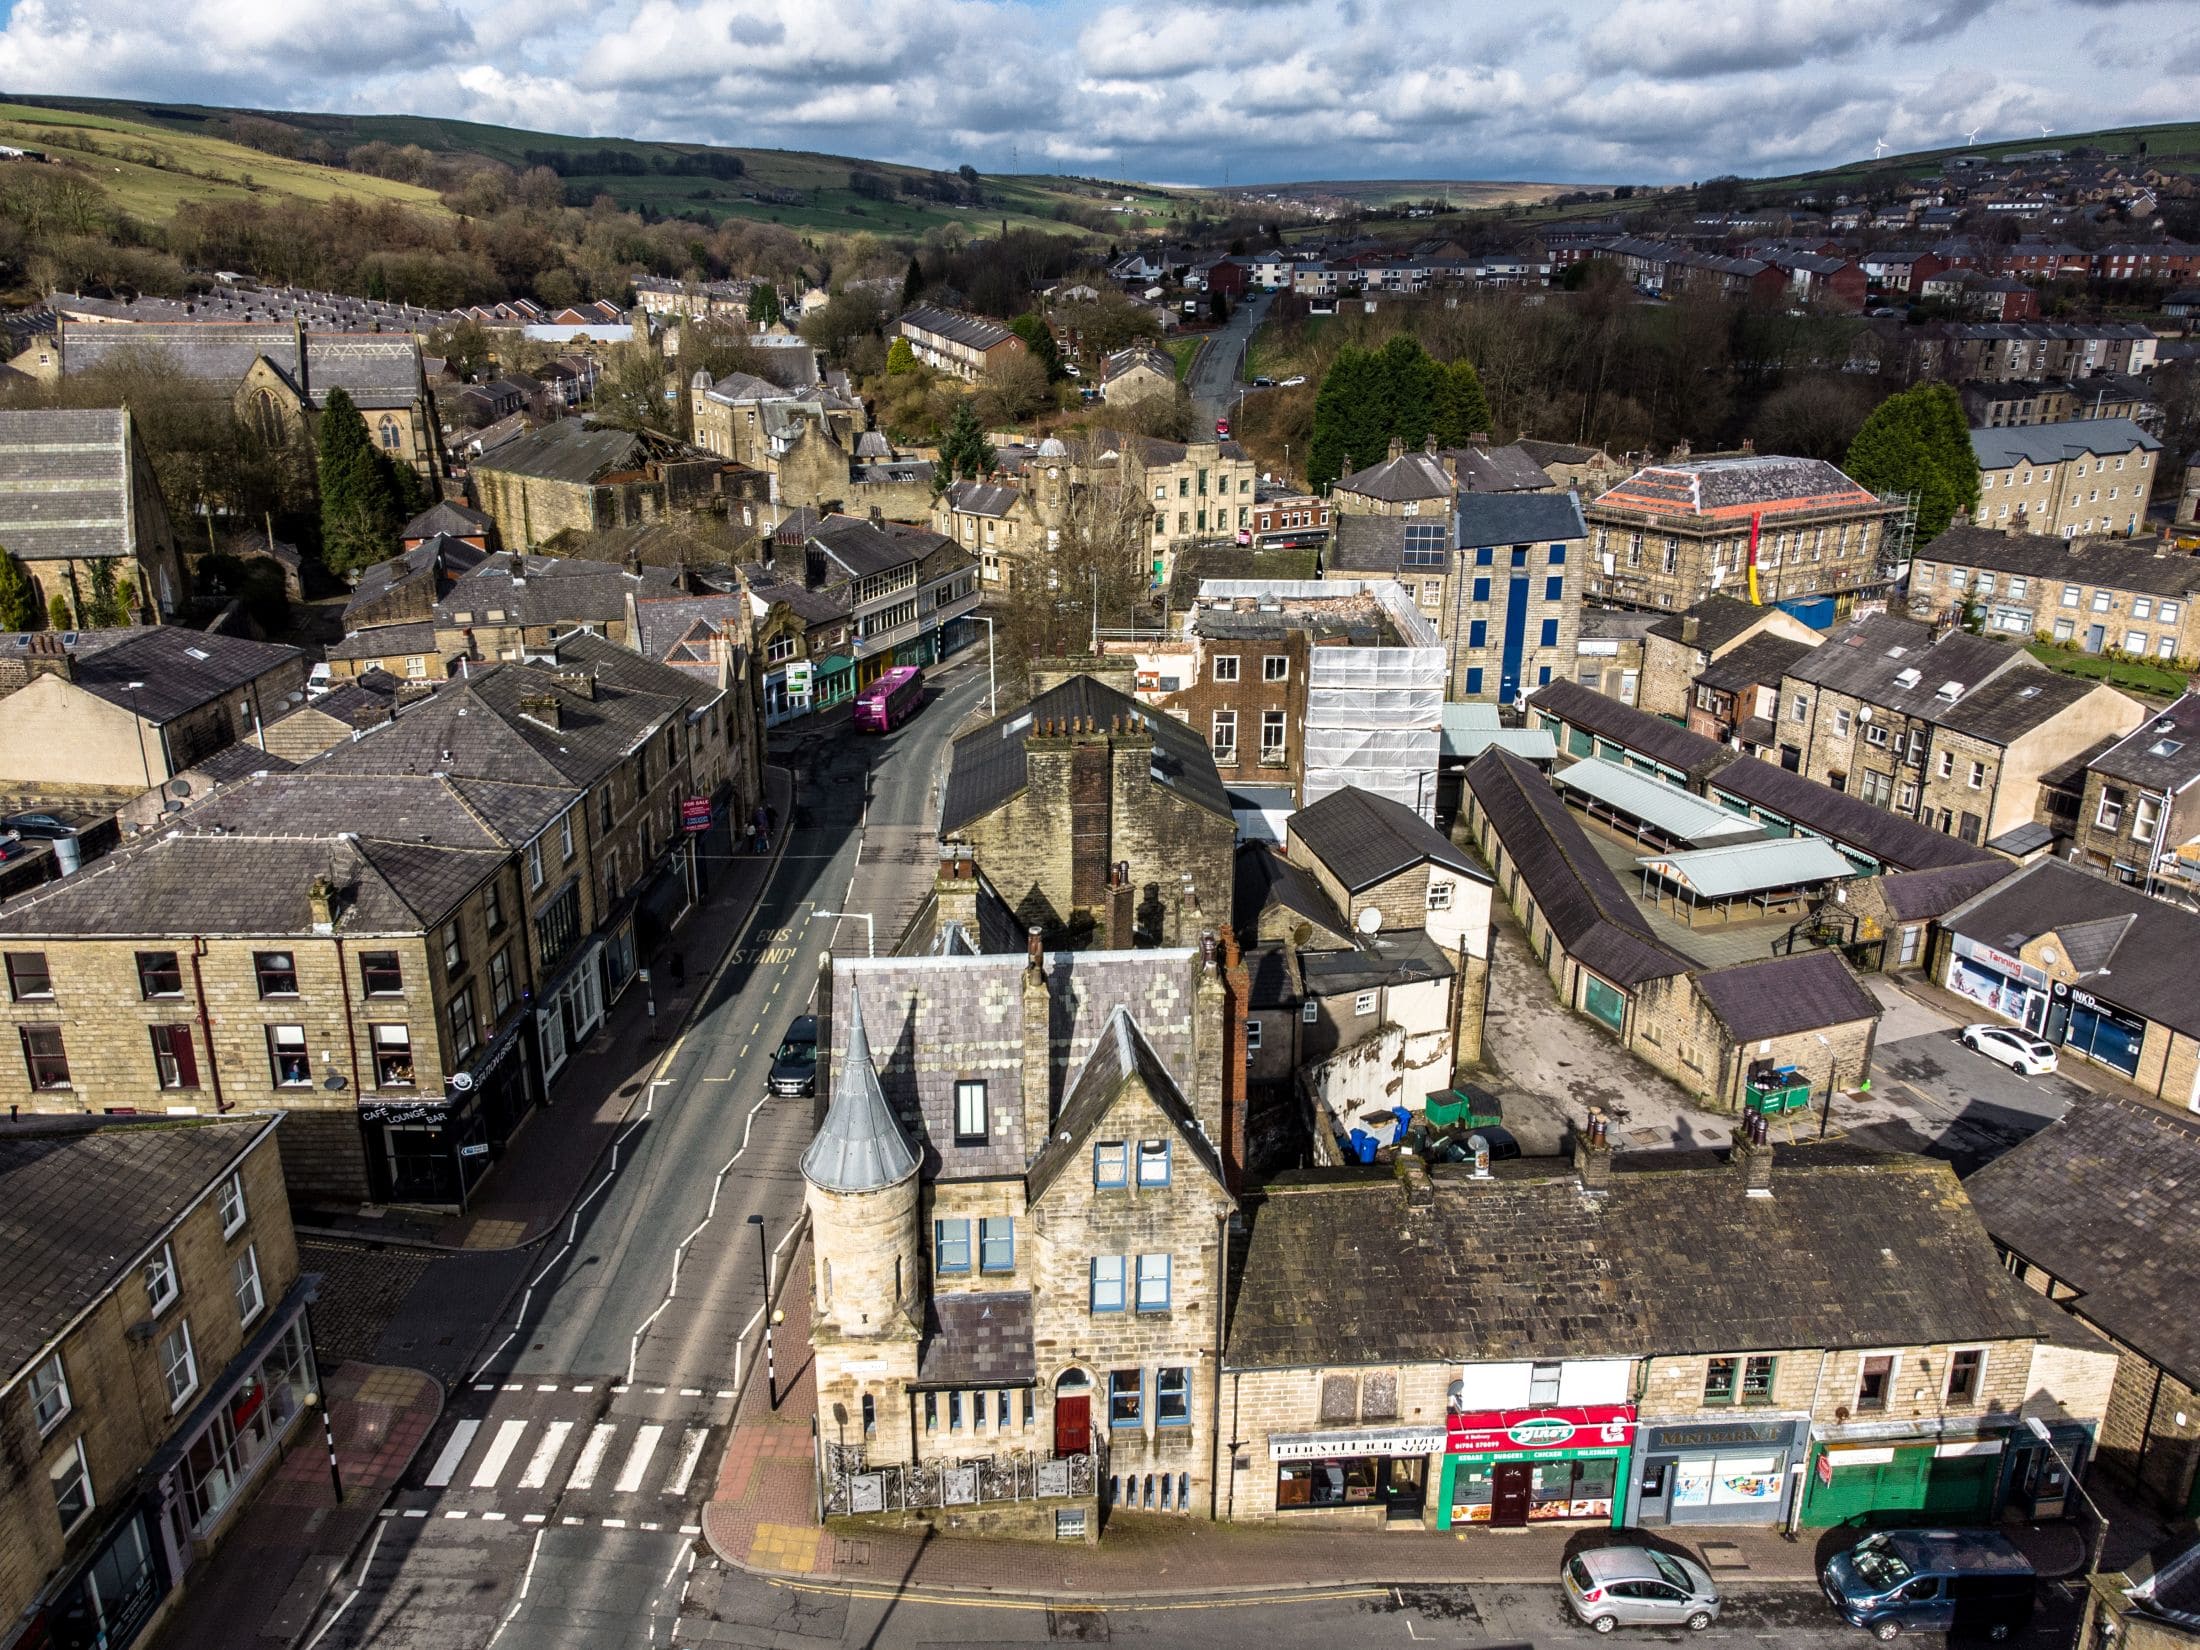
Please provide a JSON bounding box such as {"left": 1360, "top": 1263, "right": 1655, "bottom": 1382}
{"left": 1816, "top": 1033, "right": 1836, "bottom": 1139}
{"left": 972, "top": 614, "right": 996, "bottom": 717}
{"left": 2024, "top": 1416, "right": 2108, "bottom": 1578}
{"left": 810, "top": 908, "right": 875, "bottom": 958}
{"left": 303, "top": 1390, "right": 343, "bottom": 1504}
{"left": 748, "top": 1213, "right": 775, "bottom": 1409}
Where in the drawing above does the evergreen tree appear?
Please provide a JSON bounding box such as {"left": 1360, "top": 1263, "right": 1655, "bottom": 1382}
{"left": 939, "top": 400, "right": 995, "bottom": 481}
{"left": 47, "top": 591, "right": 71, "bottom": 631}
{"left": 901, "top": 256, "right": 924, "bottom": 308}
{"left": 886, "top": 337, "right": 916, "bottom": 374}
{"left": 0, "top": 549, "right": 34, "bottom": 632}
{"left": 1431, "top": 360, "right": 1493, "bottom": 448}
{"left": 1843, "top": 381, "right": 1980, "bottom": 544}
{"left": 1310, "top": 346, "right": 1382, "bottom": 490}
{"left": 746, "top": 282, "right": 782, "bottom": 327}
{"left": 87, "top": 559, "right": 127, "bottom": 627}
{"left": 317, "top": 388, "right": 400, "bottom": 575}
{"left": 1009, "top": 314, "right": 1060, "bottom": 378}
{"left": 1375, "top": 334, "right": 1440, "bottom": 449}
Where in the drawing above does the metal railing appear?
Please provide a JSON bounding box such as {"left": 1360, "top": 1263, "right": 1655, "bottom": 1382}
{"left": 821, "top": 1442, "right": 1098, "bottom": 1516}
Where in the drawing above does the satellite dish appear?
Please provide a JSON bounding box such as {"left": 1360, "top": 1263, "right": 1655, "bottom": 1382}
{"left": 1356, "top": 906, "right": 1382, "bottom": 935}
{"left": 169, "top": 778, "right": 192, "bottom": 797}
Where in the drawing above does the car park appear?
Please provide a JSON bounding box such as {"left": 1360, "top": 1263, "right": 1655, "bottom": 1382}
{"left": 1563, "top": 1545, "right": 1721, "bottom": 1633}
{"left": 769, "top": 1015, "right": 820, "bottom": 1097}
{"left": 1821, "top": 1529, "right": 2035, "bottom": 1641}
{"left": 1960, "top": 1023, "right": 2059, "bottom": 1076}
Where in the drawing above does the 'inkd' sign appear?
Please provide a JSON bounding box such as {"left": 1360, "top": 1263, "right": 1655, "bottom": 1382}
{"left": 1445, "top": 1404, "right": 1637, "bottom": 1456}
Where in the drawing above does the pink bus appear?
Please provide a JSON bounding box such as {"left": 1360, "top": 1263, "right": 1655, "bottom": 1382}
{"left": 852, "top": 665, "right": 925, "bottom": 732}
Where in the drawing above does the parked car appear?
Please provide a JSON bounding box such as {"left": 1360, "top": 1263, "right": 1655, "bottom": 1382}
{"left": 1251, "top": 375, "right": 1275, "bottom": 387}
{"left": 768, "top": 1015, "right": 820, "bottom": 1097}
{"left": 1280, "top": 374, "right": 1307, "bottom": 387}
{"left": 1821, "top": 1529, "right": 2035, "bottom": 1641}
{"left": 1062, "top": 362, "right": 1081, "bottom": 378}
{"left": 1960, "top": 1024, "right": 2058, "bottom": 1076}
{"left": 1, "top": 812, "right": 73, "bottom": 840}
{"left": 1215, "top": 418, "right": 1230, "bottom": 437}
{"left": 1563, "top": 1546, "right": 1721, "bottom": 1633}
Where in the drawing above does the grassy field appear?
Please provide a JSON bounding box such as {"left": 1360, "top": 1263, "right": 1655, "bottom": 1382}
{"left": 1721, "top": 121, "right": 2200, "bottom": 204}
{"left": 1168, "top": 337, "right": 1202, "bottom": 380}
{"left": 0, "top": 102, "right": 451, "bottom": 221}
{"left": 1255, "top": 178, "right": 1590, "bottom": 209}
{"left": 2028, "top": 641, "right": 2193, "bottom": 702}
{"left": 4, "top": 96, "right": 1202, "bottom": 238}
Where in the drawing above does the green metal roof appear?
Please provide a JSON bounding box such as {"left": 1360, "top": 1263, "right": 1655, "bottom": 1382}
{"left": 1552, "top": 757, "right": 1764, "bottom": 846}
{"left": 1636, "top": 835, "right": 1857, "bottom": 900}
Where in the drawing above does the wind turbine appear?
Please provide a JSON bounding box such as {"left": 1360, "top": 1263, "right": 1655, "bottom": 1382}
{"left": 2039, "top": 124, "right": 2054, "bottom": 138}
{"left": 1964, "top": 126, "right": 1981, "bottom": 146}
{"left": 1873, "top": 136, "right": 1888, "bottom": 160}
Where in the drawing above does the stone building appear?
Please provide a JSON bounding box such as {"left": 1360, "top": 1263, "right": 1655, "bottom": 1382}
{"left": 0, "top": 626, "right": 307, "bottom": 794}
{"left": 687, "top": 370, "right": 866, "bottom": 470}
{"left": 1971, "top": 418, "right": 2161, "bottom": 538}
{"left": 897, "top": 305, "right": 1028, "bottom": 380}
{"left": 803, "top": 935, "right": 1239, "bottom": 1538}
{"left": 2062, "top": 690, "right": 2200, "bottom": 893}
{"left": 1220, "top": 1137, "right": 2108, "bottom": 1531}
{"left": 1098, "top": 347, "right": 1176, "bottom": 408}
{"left": 941, "top": 673, "right": 1237, "bottom": 947}
{"left": 772, "top": 419, "right": 937, "bottom": 521}
{"left": 1910, "top": 523, "right": 2200, "bottom": 665}
{"left": 0, "top": 409, "right": 187, "bottom": 621}
{"left": 1073, "top": 431, "right": 1257, "bottom": 588}
{"left": 0, "top": 1115, "right": 309, "bottom": 1650}
{"left": 931, "top": 468, "right": 1066, "bottom": 591}
{"left": 1966, "top": 1094, "right": 2200, "bottom": 1518}
{"left": 60, "top": 318, "right": 445, "bottom": 483}
{"left": 1330, "top": 442, "right": 1456, "bottom": 520}
{"left": 1583, "top": 453, "right": 1901, "bottom": 614}
{"left": 1775, "top": 613, "right": 2143, "bottom": 848}
{"left": 471, "top": 422, "right": 727, "bottom": 551}
{"left": 1451, "top": 490, "right": 1589, "bottom": 703}
{"left": 1638, "top": 595, "right": 1822, "bottom": 721}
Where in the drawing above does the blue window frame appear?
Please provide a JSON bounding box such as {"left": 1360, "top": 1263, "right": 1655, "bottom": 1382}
{"left": 1472, "top": 577, "right": 1490, "bottom": 603}
{"left": 1511, "top": 546, "right": 1528, "bottom": 568}
{"left": 1090, "top": 1254, "right": 1126, "bottom": 1312}
{"left": 1537, "top": 665, "right": 1553, "bottom": 686}
{"left": 1474, "top": 546, "right": 1494, "bottom": 567}
{"left": 1548, "top": 543, "right": 1567, "bottom": 564}
{"left": 1109, "top": 1369, "right": 1141, "bottom": 1426}
{"left": 1157, "top": 1367, "right": 1192, "bottom": 1425}
{"left": 1136, "top": 1139, "right": 1171, "bottom": 1185}
{"left": 1093, "top": 1141, "right": 1127, "bottom": 1188}
{"left": 935, "top": 1218, "right": 971, "bottom": 1274}
{"left": 1466, "top": 668, "right": 1484, "bottom": 695}
{"left": 1544, "top": 576, "right": 1563, "bottom": 602}
{"left": 1468, "top": 619, "right": 1487, "bottom": 648}
{"left": 1540, "top": 618, "right": 1560, "bottom": 646}
{"left": 1136, "top": 1253, "right": 1172, "bottom": 1312}
{"left": 980, "top": 1216, "right": 1014, "bottom": 1272}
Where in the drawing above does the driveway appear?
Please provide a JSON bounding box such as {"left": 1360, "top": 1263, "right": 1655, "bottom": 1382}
{"left": 1189, "top": 290, "right": 1273, "bottom": 424}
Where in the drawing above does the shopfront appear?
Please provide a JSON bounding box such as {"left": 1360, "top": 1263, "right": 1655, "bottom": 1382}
{"left": 1437, "top": 1405, "right": 1635, "bottom": 1530}
{"left": 1269, "top": 1424, "right": 1443, "bottom": 1521}
{"left": 359, "top": 1093, "right": 486, "bottom": 1207}
{"left": 1944, "top": 935, "right": 2050, "bottom": 1035}
{"left": 31, "top": 1506, "right": 167, "bottom": 1650}
{"left": 155, "top": 1295, "right": 318, "bottom": 1554}
{"left": 536, "top": 936, "right": 607, "bottom": 1086}
{"left": 1628, "top": 1416, "right": 1808, "bottom": 1528}
{"left": 1800, "top": 1427, "right": 2012, "bottom": 1527}
{"left": 2056, "top": 982, "right": 2145, "bottom": 1079}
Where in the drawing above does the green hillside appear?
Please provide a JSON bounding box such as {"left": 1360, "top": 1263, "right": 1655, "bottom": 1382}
{"left": 2, "top": 95, "right": 1206, "bottom": 238}
{"left": 1706, "top": 121, "right": 2200, "bottom": 202}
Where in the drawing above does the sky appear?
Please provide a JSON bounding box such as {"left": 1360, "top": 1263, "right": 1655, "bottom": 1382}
{"left": 0, "top": 0, "right": 2196, "bottom": 187}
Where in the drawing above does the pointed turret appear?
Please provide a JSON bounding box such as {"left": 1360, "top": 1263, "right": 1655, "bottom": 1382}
{"left": 800, "top": 996, "right": 918, "bottom": 1193}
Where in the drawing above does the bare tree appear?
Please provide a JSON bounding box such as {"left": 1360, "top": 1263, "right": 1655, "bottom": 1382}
{"left": 990, "top": 435, "right": 1155, "bottom": 703}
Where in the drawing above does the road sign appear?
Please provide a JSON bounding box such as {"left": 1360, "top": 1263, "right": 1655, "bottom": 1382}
{"left": 458, "top": 1142, "right": 489, "bottom": 1160}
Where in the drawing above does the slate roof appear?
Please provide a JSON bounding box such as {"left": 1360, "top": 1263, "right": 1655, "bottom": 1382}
{"left": 916, "top": 1292, "right": 1036, "bottom": 1389}
{"left": 1451, "top": 444, "right": 1556, "bottom": 495}
{"left": 1299, "top": 928, "right": 1456, "bottom": 996}
{"left": 1526, "top": 679, "right": 1735, "bottom": 781}
{"left": 1024, "top": 1005, "right": 1227, "bottom": 1203}
{"left": 1227, "top": 1146, "right": 2038, "bottom": 1368}
{"left": 1875, "top": 858, "right": 2017, "bottom": 922}
{"left": 1920, "top": 525, "right": 2200, "bottom": 602}
{"left": 1971, "top": 417, "right": 2161, "bottom": 469}
{"left": 1464, "top": 750, "right": 1694, "bottom": 986}
{"left": 1233, "top": 841, "right": 1353, "bottom": 946}
{"left": 809, "top": 513, "right": 944, "bottom": 581}
{"left": 1942, "top": 857, "right": 2200, "bottom": 1041}
{"left": 401, "top": 500, "right": 494, "bottom": 542}
{"left": 1456, "top": 490, "right": 1586, "bottom": 546}
{"left": 740, "top": 562, "right": 849, "bottom": 628}
{"left": 1697, "top": 632, "right": 1815, "bottom": 693}
{"left": 0, "top": 408, "right": 137, "bottom": 561}
{"left": 1963, "top": 1093, "right": 2200, "bottom": 1386}
{"left": 61, "top": 322, "right": 425, "bottom": 410}
{"left": 64, "top": 626, "right": 302, "bottom": 723}
{"left": 899, "top": 304, "right": 1018, "bottom": 352}
{"left": 1934, "top": 667, "right": 2101, "bottom": 746}
{"left": 942, "top": 480, "right": 1023, "bottom": 518}
{"left": 0, "top": 1116, "right": 277, "bottom": 1379}
{"left": 1102, "top": 346, "right": 1174, "bottom": 383}
{"left": 435, "top": 553, "right": 678, "bottom": 631}
{"left": 1327, "top": 514, "right": 1408, "bottom": 575}
{"left": 470, "top": 421, "right": 653, "bottom": 484}
{"left": 1707, "top": 757, "right": 1998, "bottom": 872}
{"left": 1691, "top": 951, "right": 1881, "bottom": 1042}
{"left": 1784, "top": 614, "right": 2025, "bottom": 714}
{"left": 1646, "top": 594, "right": 1775, "bottom": 654}
{"left": 1335, "top": 450, "right": 1454, "bottom": 503}
{"left": 1287, "top": 784, "right": 1485, "bottom": 893}
{"left": 2081, "top": 691, "right": 2200, "bottom": 793}
{"left": 1591, "top": 455, "right": 1884, "bottom": 522}
{"left": 800, "top": 997, "right": 919, "bottom": 1193}
{"left": 328, "top": 619, "right": 440, "bottom": 660}
{"left": 940, "top": 675, "right": 1230, "bottom": 835}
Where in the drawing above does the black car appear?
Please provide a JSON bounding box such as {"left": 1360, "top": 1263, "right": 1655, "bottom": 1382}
{"left": 769, "top": 1015, "right": 819, "bottom": 1097}
{"left": 2, "top": 812, "right": 73, "bottom": 840}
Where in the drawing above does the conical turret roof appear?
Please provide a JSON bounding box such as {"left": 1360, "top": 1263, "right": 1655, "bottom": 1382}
{"left": 799, "top": 996, "right": 919, "bottom": 1193}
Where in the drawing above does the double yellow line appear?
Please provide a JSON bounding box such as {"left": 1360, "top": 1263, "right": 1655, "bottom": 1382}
{"left": 765, "top": 1577, "right": 1389, "bottom": 1613}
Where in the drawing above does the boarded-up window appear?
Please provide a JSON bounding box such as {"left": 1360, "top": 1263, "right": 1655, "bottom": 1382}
{"left": 1318, "top": 1374, "right": 1357, "bottom": 1424}
{"left": 1360, "top": 1372, "right": 1399, "bottom": 1421}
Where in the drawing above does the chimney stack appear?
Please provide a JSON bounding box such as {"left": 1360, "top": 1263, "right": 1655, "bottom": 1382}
{"left": 1735, "top": 1109, "right": 1775, "bottom": 1196}
{"left": 1105, "top": 860, "right": 1135, "bottom": 950}
{"left": 307, "top": 875, "right": 337, "bottom": 935}
{"left": 1020, "top": 927, "right": 1051, "bottom": 1148}
{"left": 1399, "top": 1149, "right": 1434, "bottom": 1211}
{"left": 520, "top": 692, "right": 562, "bottom": 729}
{"left": 1387, "top": 435, "right": 1405, "bottom": 462}
{"left": 23, "top": 630, "right": 73, "bottom": 683}
{"left": 1573, "top": 1107, "right": 1613, "bottom": 1194}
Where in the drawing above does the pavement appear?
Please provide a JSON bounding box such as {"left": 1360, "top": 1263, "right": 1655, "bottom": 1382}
{"left": 295, "top": 764, "right": 796, "bottom": 1254}
{"left": 153, "top": 1363, "right": 442, "bottom": 1650}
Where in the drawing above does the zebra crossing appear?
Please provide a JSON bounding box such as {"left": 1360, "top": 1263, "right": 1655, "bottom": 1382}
{"left": 403, "top": 1396, "right": 720, "bottom": 1526}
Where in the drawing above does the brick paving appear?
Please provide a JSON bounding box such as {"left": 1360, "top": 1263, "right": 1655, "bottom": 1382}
{"left": 296, "top": 1240, "right": 433, "bottom": 1365}
{"left": 152, "top": 1362, "right": 442, "bottom": 1650}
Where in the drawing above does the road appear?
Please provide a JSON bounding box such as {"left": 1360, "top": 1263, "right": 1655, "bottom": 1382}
{"left": 1188, "top": 291, "right": 1273, "bottom": 427}
{"left": 299, "top": 659, "right": 992, "bottom": 1650}
{"left": 675, "top": 1570, "right": 2081, "bottom": 1650}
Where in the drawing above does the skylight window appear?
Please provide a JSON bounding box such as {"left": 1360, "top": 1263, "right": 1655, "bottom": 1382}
{"left": 2151, "top": 739, "right": 2185, "bottom": 758}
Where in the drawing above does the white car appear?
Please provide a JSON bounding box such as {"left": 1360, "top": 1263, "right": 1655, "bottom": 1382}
{"left": 1280, "top": 374, "right": 1307, "bottom": 387}
{"left": 1960, "top": 1024, "right": 2059, "bottom": 1076}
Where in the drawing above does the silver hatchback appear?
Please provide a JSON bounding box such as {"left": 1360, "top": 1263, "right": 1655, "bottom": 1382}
{"left": 1563, "top": 1545, "right": 1723, "bottom": 1634}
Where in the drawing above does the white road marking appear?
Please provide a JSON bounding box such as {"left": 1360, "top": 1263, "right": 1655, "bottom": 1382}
{"left": 535, "top": 1383, "right": 558, "bottom": 1393}
{"left": 481, "top": 1511, "right": 507, "bottom": 1521}
{"left": 523, "top": 1513, "right": 546, "bottom": 1524}
{"left": 403, "top": 1508, "right": 427, "bottom": 1519}
{"left": 471, "top": 1419, "right": 530, "bottom": 1488}
{"left": 679, "top": 1523, "right": 701, "bottom": 1535}
{"left": 664, "top": 1427, "right": 710, "bottom": 1496}
{"left": 679, "top": 1387, "right": 703, "bottom": 1397}
{"left": 483, "top": 1527, "right": 547, "bottom": 1650}
{"left": 602, "top": 1517, "right": 628, "bottom": 1529}
{"left": 519, "top": 1421, "right": 573, "bottom": 1490}
{"left": 443, "top": 1510, "right": 468, "bottom": 1520}
{"left": 615, "top": 1425, "right": 665, "bottom": 1493}
{"left": 567, "top": 1422, "right": 618, "bottom": 1490}
{"left": 562, "top": 1515, "right": 585, "bottom": 1525}
{"left": 423, "top": 1419, "right": 481, "bottom": 1488}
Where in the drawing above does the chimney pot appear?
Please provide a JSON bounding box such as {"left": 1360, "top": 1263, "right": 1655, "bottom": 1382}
{"left": 1026, "top": 925, "right": 1044, "bottom": 968}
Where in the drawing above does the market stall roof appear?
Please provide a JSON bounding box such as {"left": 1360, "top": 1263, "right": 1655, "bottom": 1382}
{"left": 1637, "top": 836, "right": 1856, "bottom": 900}
{"left": 1552, "top": 758, "right": 1764, "bottom": 847}
{"left": 1441, "top": 702, "right": 1557, "bottom": 763}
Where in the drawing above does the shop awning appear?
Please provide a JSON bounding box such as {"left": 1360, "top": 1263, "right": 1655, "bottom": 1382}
{"left": 818, "top": 653, "right": 853, "bottom": 675}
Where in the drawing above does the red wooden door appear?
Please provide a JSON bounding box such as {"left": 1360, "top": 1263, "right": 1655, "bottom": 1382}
{"left": 1490, "top": 1462, "right": 1532, "bottom": 1527}
{"left": 1055, "top": 1393, "right": 1090, "bottom": 1455}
